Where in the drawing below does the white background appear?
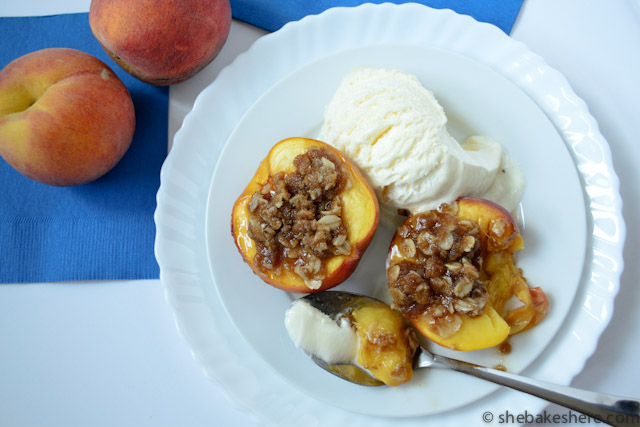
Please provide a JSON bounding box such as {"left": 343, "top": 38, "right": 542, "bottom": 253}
{"left": 0, "top": 1, "right": 638, "bottom": 426}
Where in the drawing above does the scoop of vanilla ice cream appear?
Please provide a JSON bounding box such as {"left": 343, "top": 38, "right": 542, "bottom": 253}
{"left": 285, "top": 299, "right": 358, "bottom": 365}
{"left": 318, "top": 68, "right": 524, "bottom": 213}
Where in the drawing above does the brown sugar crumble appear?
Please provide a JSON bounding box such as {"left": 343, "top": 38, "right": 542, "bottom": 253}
{"left": 247, "top": 146, "right": 351, "bottom": 289}
{"left": 387, "top": 203, "right": 490, "bottom": 338}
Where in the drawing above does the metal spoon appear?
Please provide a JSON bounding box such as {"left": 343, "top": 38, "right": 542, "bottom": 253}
{"left": 300, "top": 291, "right": 640, "bottom": 427}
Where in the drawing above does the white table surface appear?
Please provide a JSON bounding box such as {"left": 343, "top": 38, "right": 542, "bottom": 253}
{"left": 1, "top": 1, "right": 638, "bottom": 426}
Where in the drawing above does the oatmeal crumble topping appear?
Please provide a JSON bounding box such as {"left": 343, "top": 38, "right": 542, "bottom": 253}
{"left": 387, "top": 203, "right": 489, "bottom": 338}
{"left": 247, "top": 146, "right": 351, "bottom": 289}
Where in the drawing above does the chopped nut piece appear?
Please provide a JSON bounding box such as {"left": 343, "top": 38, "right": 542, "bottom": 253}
{"left": 445, "top": 261, "right": 462, "bottom": 271}
{"left": 332, "top": 234, "right": 346, "bottom": 247}
{"left": 453, "top": 277, "right": 474, "bottom": 298}
{"left": 321, "top": 157, "right": 335, "bottom": 170}
{"left": 458, "top": 219, "right": 474, "bottom": 229}
{"left": 260, "top": 183, "right": 272, "bottom": 195}
{"left": 401, "top": 238, "right": 416, "bottom": 258}
{"left": 430, "top": 276, "right": 453, "bottom": 295}
{"left": 453, "top": 298, "right": 476, "bottom": 314}
{"left": 439, "top": 233, "right": 454, "bottom": 250}
{"left": 333, "top": 240, "right": 351, "bottom": 256}
{"left": 317, "top": 214, "right": 342, "bottom": 230}
{"left": 388, "top": 264, "right": 400, "bottom": 282}
{"left": 460, "top": 235, "right": 476, "bottom": 252}
{"left": 305, "top": 279, "right": 322, "bottom": 290}
{"left": 491, "top": 218, "right": 507, "bottom": 237}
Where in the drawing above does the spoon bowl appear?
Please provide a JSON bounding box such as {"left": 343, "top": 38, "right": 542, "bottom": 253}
{"left": 297, "top": 291, "right": 639, "bottom": 426}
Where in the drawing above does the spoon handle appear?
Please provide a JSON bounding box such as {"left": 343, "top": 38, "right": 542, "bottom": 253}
{"left": 431, "top": 354, "right": 639, "bottom": 426}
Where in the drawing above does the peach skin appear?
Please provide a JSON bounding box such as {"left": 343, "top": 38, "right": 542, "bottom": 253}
{"left": 89, "top": 0, "right": 231, "bottom": 85}
{"left": 0, "top": 48, "right": 135, "bottom": 186}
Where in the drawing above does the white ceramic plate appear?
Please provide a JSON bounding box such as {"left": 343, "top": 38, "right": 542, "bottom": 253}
{"left": 208, "top": 43, "right": 586, "bottom": 417}
{"left": 155, "top": 4, "right": 624, "bottom": 426}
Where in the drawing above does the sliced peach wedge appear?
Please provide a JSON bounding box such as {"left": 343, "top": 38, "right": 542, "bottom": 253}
{"left": 386, "top": 197, "right": 548, "bottom": 351}
{"left": 232, "top": 137, "right": 379, "bottom": 293}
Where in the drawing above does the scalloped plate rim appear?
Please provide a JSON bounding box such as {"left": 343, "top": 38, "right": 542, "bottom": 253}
{"left": 154, "top": 3, "right": 625, "bottom": 426}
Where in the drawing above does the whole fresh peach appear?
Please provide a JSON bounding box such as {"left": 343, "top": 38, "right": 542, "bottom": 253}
{"left": 0, "top": 48, "right": 135, "bottom": 187}
{"left": 89, "top": 0, "right": 231, "bottom": 85}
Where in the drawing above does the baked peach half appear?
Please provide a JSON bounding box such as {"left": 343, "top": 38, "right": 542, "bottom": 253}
{"left": 386, "top": 197, "right": 548, "bottom": 351}
{"left": 232, "top": 137, "right": 379, "bottom": 293}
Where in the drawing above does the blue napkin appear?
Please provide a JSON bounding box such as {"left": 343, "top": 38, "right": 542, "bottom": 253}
{"left": 230, "top": 0, "right": 524, "bottom": 34}
{"left": 0, "top": 3, "right": 522, "bottom": 283}
{"left": 0, "top": 13, "right": 168, "bottom": 283}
